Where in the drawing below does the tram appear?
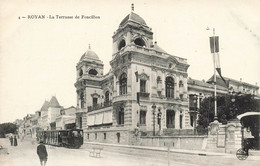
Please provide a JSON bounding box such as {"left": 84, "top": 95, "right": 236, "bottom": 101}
{"left": 37, "top": 129, "right": 83, "bottom": 149}
{"left": 236, "top": 112, "right": 260, "bottom": 160}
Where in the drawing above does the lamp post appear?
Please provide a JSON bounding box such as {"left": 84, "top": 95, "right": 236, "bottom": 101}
{"left": 152, "top": 103, "right": 156, "bottom": 136}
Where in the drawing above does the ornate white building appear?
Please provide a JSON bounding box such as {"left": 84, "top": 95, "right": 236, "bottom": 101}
{"left": 74, "top": 7, "right": 196, "bottom": 144}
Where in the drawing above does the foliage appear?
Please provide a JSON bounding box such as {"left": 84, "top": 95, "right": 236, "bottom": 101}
{"left": 197, "top": 93, "right": 260, "bottom": 129}
{"left": 0, "top": 123, "right": 18, "bottom": 138}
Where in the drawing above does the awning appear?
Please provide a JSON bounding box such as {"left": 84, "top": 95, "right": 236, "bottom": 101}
{"left": 87, "top": 115, "right": 95, "bottom": 126}
{"left": 103, "top": 111, "right": 112, "bottom": 124}
{"left": 95, "top": 113, "right": 104, "bottom": 125}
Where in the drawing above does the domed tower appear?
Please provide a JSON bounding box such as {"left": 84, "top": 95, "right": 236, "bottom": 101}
{"left": 75, "top": 45, "right": 104, "bottom": 109}
{"left": 112, "top": 4, "right": 153, "bottom": 55}
{"left": 110, "top": 4, "right": 190, "bottom": 134}
{"left": 77, "top": 45, "right": 104, "bottom": 79}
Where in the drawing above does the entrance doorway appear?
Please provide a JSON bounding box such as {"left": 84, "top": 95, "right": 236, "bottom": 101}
{"left": 167, "top": 110, "right": 175, "bottom": 128}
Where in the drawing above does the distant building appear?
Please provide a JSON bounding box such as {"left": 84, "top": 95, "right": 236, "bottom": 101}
{"left": 187, "top": 78, "right": 228, "bottom": 128}
{"left": 207, "top": 75, "right": 259, "bottom": 96}
{"left": 40, "top": 96, "right": 63, "bottom": 130}
{"left": 31, "top": 111, "right": 41, "bottom": 138}
{"left": 19, "top": 114, "right": 34, "bottom": 138}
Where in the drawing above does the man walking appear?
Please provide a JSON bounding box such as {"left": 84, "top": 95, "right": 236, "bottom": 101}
{"left": 37, "top": 141, "right": 48, "bottom": 166}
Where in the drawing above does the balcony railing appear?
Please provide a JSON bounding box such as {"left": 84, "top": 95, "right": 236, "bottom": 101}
{"left": 88, "top": 100, "right": 112, "bottom": 112}
{"left": 138, "top": 92, "right": 150, "bottom": 98}
{"left": 189, "top": 106, "right": 198, "bottom": 112}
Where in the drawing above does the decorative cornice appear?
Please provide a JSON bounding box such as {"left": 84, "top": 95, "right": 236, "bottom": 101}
{"left": 138, "top": 72, "right": 149, "bottom": 80}
{"left": 91, "top": 93, "right": 100, "bottom": 98}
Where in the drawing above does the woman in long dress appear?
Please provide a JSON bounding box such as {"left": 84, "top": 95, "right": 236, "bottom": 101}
{"left": 13, "top": 136, "right": 18, "bottom": 146}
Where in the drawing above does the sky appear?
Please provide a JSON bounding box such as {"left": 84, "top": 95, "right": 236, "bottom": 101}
{"left": 0, "top": 0, "right": 260, "bottom": 123}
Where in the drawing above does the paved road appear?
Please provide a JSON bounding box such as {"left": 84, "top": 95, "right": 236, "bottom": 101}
{"left": 0, "top": 138, "right": 259, "bottom": 166}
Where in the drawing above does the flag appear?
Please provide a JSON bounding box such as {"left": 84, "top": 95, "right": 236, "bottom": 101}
{"left": 209, "top": 36, "right": 228, "bottom": 87}
{"left": 209, "top": 36, "right": 219, "bottom": 53}
{"left": 214, "top": 53, "right": 227, "bottom": 86}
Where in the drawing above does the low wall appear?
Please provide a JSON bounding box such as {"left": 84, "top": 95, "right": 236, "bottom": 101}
{"left": 206, "top": 119, "right": 242, "bottom": 154}
{"left": 140, "top": 136, "right": 207, "bottom": 150}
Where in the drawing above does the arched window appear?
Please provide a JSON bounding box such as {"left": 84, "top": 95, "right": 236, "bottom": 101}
{"left": 118, "top": 108, "right": 124, "bottom": 125}
{"left": 134, "top": 38, "right": 146, "bottom": 47}
{"left": 119, "top": 73, "right": 127, "bottom": 95}
{"left": 140, "top": 79, "right": 146, "bottom": 93}
{"left": 140, "top": 110, "right": 146, "bottom": 125}
{"left": 79, "top": 69, "right": 83, "bottom": 77}
{"left": 118, "top": 39, "right": 126, "bottom": 50}
{"left": 165, "top": 77, "right": 174, "bottom": 98}
{"left": 105, "top": 91, "right": 110, "bottom": 106}
{"left": 179, "top": 80, "right": 183, "bottom": 87}
{"left": 157, "top": 76, "right": 162, "bottom": 90}
{"left": 179, "top": 80, "right": 184, "bottom": 98}
{"left": 80, "top": 92, "right": 85, "bottom": 108}
{"left": 166, "top": 110, "right": 175, "bottom": 128}
{"left": 89, "top": 69, "right": 98, "bottom": 76}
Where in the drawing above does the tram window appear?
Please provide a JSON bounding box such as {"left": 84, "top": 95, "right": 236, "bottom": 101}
{"left": 72, "top": 131, "right": 78, "bottom": 137}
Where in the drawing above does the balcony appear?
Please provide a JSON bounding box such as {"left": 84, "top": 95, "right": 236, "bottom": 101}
{"left": 113, "top": 94, "right": 131, "bottom": 103}
{"left": 189, "top": 106, "right": 198, "bottom": 113}
{"left": 88, "top": 100, "right": 112, "bottom": 112}
{"left": 138, "top": 92, "right": 150, "bottom": 98}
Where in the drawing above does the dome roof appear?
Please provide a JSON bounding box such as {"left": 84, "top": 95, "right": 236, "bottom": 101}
{"left": 80, "top": 45, "right": 100, "bottom": 61}
{"left": 120, "top": 12, "right": 147, "bottom": 26}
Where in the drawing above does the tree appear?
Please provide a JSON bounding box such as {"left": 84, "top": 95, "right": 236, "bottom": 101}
{"left": 0, "top": 123, "right": 18, "bottom": 138}
{"left": 197, "top": 93, "right": 260, "bottom": 129}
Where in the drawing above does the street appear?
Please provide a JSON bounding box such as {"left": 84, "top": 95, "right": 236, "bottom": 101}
{"left": 0, "top": 138, "right": 259, "bottom": 166}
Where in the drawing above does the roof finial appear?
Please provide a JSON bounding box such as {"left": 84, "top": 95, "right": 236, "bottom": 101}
{"left": 131, "top": 3, "right": 134, "bottom": 12}
{"left": 89, "top": 44, "right": 91, "bottom": 49}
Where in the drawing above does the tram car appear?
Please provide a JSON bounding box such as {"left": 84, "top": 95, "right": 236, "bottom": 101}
{"left": 37, "top": 129, "right": 83, "bottom": 149}
{"left": 236, "top": 112, "right": 260, "bottom": 160}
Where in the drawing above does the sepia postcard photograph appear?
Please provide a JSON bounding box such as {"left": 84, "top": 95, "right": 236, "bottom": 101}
{"left": 0, "top": 0, "right": 260, "bottom": 165}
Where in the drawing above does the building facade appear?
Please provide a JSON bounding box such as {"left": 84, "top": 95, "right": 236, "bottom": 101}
{"left": 75, "top": 8, "right": 195, "bottom": 144}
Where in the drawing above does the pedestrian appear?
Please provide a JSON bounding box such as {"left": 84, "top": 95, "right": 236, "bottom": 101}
{"left": 9, "top": 136, "right": 13, "bottom": 146}
{"left": 37, "top": 141, "right": 48, "bottom": 166}
{"left": 13, "top": 136, "right": 18, "bottom": 146}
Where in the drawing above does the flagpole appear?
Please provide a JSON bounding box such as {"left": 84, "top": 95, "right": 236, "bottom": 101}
{"left": 213, "top": 28, "right": 218, "bottom": 121}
